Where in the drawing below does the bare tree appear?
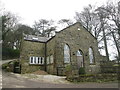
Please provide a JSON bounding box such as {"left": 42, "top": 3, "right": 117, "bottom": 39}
{"left": 58, "top": 19, "right": 73, "bottom": 27}
{"left": 75, "top": 4, "right": 110, "bottom": 61}
{"left": 2, "top": 12, "right": 19, "bottom": 43}
{"left": 75, "top": 5, "right": 96, "bottom": 33}
{"left": 75, "top": 5, "right": 103, "bottom": 40}
{"left": 0, "top": 1, "right": 4, "bottom": 16}
{"left": 105, "top": 1, "right": 120, "bottom": 37}
{"left": 95, "top": 6, "right": 110, "bottom": 61}
{"left": 102, "top": 1, "right": 120, "bottom": 61}
{"left": 111, "top": 30, "right": 120, "bottom": 61}
{"left": 33, "top": 19, "right": 56, "bottom": 37}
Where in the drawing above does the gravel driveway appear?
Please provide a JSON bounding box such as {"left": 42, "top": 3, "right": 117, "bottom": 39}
{"left": 2, "top": 70, "right": 119, "bottom": 88}
{"left": 1, "top": 60, "right": 119, "bottom": 88}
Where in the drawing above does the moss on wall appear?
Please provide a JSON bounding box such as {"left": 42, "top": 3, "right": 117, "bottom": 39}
{"left": 20, "top": 41, "right": 45, "bottom": 73}
{"left": 20, "top": 22, "right": 102, "bottom": 75}
{"left": 46, "top": 37, "right": 56, "bottom": 74}
{"left": 54, "top": 23, "right": 101, "bottom": 75}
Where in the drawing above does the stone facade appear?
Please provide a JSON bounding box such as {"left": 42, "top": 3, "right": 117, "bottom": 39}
{"left": 20, "top": 40, "right": 45, "bottom": 73}
{"left": 20, "top": 22, "right": 103, "bottom": 75}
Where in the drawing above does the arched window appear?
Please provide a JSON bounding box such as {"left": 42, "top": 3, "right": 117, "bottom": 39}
{"left": 64, "top": 44, "right": 70, "bottom": 63}
{"left": 77, "top": 50, "right": 82, "bottom": 56}
{"left": 77, "top": 50, "right": 84, "bottom": 67}
{"left": 89, "top": 47, "right": 94, "bottom": 64}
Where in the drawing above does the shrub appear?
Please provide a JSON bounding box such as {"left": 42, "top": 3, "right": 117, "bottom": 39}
{"left": 65, "top": 64, "right": 74, "bottom": 80}
{"left": 100, "top": 61, "right": 119, "bottom": 73}
{"left": 2, "top": 48, "right": 20, "bottom": 60}
{"left": 68, "top": 73, "right": 118, "bottom": 83}
{"left": 2, "top": 60, "right": 21, "bottom": 73}
{"left": 2, "top": 63, "right": 8, "bottom": 69}
{"left": 79, "top": 67, "right": 85, "bottom": 75}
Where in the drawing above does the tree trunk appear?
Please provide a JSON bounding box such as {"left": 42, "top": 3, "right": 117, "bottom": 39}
{"left": 118, "top": 28, "right": 120, "bottom": 38}
{"left": 102, "top": 25, "right": 109, "bottom": 61}
{"left": 111, "top": 31, "right": 120, "bottom": 61}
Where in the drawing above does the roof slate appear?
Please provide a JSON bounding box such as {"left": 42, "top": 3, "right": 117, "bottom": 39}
{"left": 24, "top": 35, "right": 51, "bottom": 42}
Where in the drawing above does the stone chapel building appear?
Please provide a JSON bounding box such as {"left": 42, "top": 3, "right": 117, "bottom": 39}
{"left": 20, "top": 22, "right": 103, "bottom": 75}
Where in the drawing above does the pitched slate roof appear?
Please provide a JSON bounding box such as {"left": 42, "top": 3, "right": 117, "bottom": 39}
{"left": 24, "top": 22, "right": 97, "bottom": 43}
{"left": 24, "top": 35, "right": 52, "bottom": 43}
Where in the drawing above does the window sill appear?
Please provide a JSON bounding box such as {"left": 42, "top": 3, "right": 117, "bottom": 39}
{"left": 29, "top": 64, "right": 44, "bottom": 66}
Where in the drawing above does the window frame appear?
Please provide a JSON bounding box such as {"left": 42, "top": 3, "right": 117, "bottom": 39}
{"left": 88, "top": 47, "right": 95, "bottom": 64}
{"left": 29, "top": 56, "right": 44, "bottom": 65}
{"left": 64, "top": 44, "right": 71, "bottom": 64}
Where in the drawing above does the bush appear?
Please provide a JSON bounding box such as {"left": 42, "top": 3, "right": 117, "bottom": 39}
{"left": 79, "top": 67, "right": 85, "bottom": 75}
{"left": 100, "top": 61, "right": 119, "bottom": 73}
{"left": 65, "top": 64, "right": 72, "bottom": 79}
{"left": 2, "top": 60, "right": 21, "bottom": 73}
{"left": 2, "top": 48, "right": 20, "bottom": 60}
{"left": 65, "top": 64, "right": 72, "bottom": 72}
{"left": 68, "top": 73, "right": 118, "bottom": 83}
{"left": 2, "top": 63, "right": 8, "bottom": 69}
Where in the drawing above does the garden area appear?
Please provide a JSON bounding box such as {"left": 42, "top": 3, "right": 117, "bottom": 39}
{"left": 2, "top": 58, "right": 120, "bottom": 83}
{"left": 65, "top": 61, "right": 120, "bottom": 83}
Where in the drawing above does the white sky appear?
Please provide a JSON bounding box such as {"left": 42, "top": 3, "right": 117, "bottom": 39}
{"left": 1, "top": 0, "right": 118, "bottom": 60}
{"left": 1, "top": 0, "right": 110, "bottom": 26}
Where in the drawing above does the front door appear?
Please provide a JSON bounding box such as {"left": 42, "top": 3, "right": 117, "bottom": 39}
{"left": 77, "top": 50, "right": 83, "bottom": 68}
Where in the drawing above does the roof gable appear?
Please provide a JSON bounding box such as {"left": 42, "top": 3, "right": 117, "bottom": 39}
{"left": 56, "top": 22, "right": 97, "bottom": 40}
{"left": 23, "top": 22, "right": 97, "bottom": 43}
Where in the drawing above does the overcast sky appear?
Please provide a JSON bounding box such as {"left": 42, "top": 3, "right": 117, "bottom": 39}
{"left": 1, "top": 0, "right": 118, "bottom": 60}
{"left": 1, "top": 0, "right": 111, "bottom": 26}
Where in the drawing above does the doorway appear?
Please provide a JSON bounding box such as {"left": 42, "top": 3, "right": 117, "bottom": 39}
{"left": 76, "top": 50, "right": 84, "bottom": 68}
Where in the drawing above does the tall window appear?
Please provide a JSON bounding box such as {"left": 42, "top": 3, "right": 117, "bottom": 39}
{"left": 77, "top": 50, "right": 84, "bottom": 67}
{"left": 64, "top": 44, "right": 70, "bottom": 63}
{"left": 89, "top": 47, "right": 94, "bottom": 64}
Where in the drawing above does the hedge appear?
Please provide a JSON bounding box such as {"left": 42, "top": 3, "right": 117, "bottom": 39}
{"left": 2, "top": 48, "right": 20, "bottom": 60}
{"left": 67, "top": 73, "right": 118, "bottom": 83}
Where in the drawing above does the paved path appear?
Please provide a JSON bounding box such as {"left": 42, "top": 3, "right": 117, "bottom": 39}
{"left": 0, "top": 59, "right": 17, "bottom": 89}
{"left": 1, "top": 60, "right": 119, "bottom": 88}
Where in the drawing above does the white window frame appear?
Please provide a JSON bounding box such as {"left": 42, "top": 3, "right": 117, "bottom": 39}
{"left": 29, "top": 56, "right": 44, "bottom": 65}
{"left": 41, "top": 57, "right": 44, "bottom": 65}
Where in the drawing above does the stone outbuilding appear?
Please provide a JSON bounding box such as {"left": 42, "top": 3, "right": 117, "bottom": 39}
{"left": 20, "top": 22, "right": 103, "bottom": 75}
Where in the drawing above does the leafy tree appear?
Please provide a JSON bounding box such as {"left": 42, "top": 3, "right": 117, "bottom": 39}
{"left": 13, "top": 24, "right": 35, "bottom": 49}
